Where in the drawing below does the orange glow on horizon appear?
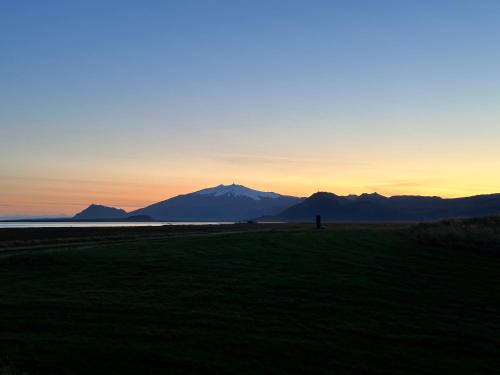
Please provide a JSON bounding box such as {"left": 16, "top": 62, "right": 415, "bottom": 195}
{"left": 2, "top": 158, "right": 500, "bottom": 216}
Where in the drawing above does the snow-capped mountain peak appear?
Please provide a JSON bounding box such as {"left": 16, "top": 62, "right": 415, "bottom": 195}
{"left": 194, "top": 184, "right": 280, "bottom": 200}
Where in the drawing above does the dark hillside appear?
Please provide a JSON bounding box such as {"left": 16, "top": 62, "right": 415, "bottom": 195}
{"left": 267, "top": 192, "right": 500, "bottom": 222}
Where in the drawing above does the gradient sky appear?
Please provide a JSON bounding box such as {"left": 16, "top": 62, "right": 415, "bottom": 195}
{"left": 1, "top": 0, "right": 500, "bottom": 216}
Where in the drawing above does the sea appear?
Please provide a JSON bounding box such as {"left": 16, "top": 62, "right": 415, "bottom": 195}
{"left": 0, "top": 222, "right": 235, "bottom": 229}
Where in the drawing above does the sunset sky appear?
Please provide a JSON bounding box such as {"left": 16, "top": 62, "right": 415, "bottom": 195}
{"left": 1, "top": 1, "right": 500, "bottom": 217}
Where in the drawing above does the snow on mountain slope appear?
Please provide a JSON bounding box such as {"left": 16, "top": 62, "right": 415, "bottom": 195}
{"left": 194, "top": 184, "right": 280, "bottom": 200}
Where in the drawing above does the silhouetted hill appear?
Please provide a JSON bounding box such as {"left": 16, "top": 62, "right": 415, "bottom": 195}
{"left": 129, "top": 184, "right": 303, "bottom": 221}
{"left": 263, "top": 192, "right": 500, "bottom": 222}
{"left": 73, "top": 204, "right": 128, "bottom": 220}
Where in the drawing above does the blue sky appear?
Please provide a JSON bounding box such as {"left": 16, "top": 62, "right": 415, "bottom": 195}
{"left": 1, "top": 0, "right": 500, "bottom": 215}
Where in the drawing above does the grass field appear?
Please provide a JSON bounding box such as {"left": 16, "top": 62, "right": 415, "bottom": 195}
{"left": 1, "top": 224, "right": 500, "bottom": 374}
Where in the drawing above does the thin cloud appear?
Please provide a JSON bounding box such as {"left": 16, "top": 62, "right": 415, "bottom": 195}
{"left": 211, "top": 153, "right": 368, "bottom": 167}
{"left": 362, "top": 180, "right": 439, "bottom": 195}
{"left": 0, "top": 175, "right": 164, "bottom": 188}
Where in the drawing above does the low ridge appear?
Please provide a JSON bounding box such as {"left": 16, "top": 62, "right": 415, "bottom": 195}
{"left": 73, "top": 204, "right": 128, "bottom": 220}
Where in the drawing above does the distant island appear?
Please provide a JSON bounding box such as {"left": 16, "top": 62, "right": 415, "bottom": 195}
{"left": 73, "top": 204, "right": 128, "bottom": 220}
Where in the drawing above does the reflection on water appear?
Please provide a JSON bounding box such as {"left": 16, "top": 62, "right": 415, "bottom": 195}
{"left": 0, "top": 222, "right": 235, "bottom": 228}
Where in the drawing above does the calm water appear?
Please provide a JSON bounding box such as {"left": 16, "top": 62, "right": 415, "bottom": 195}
{"left": 0, "top": 222, "right": 235, "bottom": 229}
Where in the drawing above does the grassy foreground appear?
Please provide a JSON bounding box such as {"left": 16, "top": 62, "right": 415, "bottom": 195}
{"left": 1, "top": 225, "right": 500, "bottom": 374}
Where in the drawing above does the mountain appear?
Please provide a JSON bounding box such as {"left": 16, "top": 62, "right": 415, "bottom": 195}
{"left": 129, "top": 184, "right": 303, "bottom": 221}
{"left": 73, "top": 187, "right": 500, "bottom": 223}
{"left": 264, "top": 192, "right": 500, "bottom": 222}
{"left": 73, "top": 204, "right": 128, "bottom": 220}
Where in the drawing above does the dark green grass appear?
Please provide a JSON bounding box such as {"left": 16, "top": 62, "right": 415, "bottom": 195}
{"left": 1, "top": 228, "right": 500, "bottom": 374}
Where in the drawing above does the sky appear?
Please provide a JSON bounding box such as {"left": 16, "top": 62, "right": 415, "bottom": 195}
{"left": 1, "top": 0, "right": 500, "bottom": 216}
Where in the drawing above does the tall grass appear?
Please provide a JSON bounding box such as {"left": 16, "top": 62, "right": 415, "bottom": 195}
{"left": 412, "top": 216, "right": 500, "bottom": 251}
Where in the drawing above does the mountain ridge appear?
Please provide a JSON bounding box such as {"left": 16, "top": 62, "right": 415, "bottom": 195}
{"left": 72, "top": 185, "right": 500, "bottom": 222}
{"left": 263, "top": 191, "right": 500, "bottom": 222}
